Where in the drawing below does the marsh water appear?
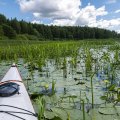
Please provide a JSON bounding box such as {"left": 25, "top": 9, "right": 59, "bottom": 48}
{"left": 0, "top": 42, "right": 120, "bottom": 120}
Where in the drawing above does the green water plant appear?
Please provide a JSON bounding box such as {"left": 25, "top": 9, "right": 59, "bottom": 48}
{"left": 62, "top": 58, "right": 67, "bottom": 78}
{"left": 44, "top": 84, "right": 49, "bottom": 92}
{"left": 103, "top": 80, "right": 109, "bottom": 89}
{"left": 85, "top": 49, "right": 92, "bottom": 71}
{"left": 114, "top": 49, "right": 119, "bottom": 63}
{"left": 91, "top": 73, "right": 95, "bottom": 108}
{"left": 52, "top": 80, "right": 56, "bottom": 95}
{"left": 0, "top": 40, "right": 119, "bottom": 120}
{"left": 100, "top": 83, "right": 120, "bottom": 105}
{"left": 81, "top": 99, "right": 85, "bottom": 120}
{"left": 35, "top": 97, "right": 46, "bottom": 120}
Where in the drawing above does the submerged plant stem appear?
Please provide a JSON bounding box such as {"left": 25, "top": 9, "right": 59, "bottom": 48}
{"left": 91, "top": 73, "right": 94, "bottom": 109}
{"left": 81, "top": 99, "right": 85, "bottom": 120}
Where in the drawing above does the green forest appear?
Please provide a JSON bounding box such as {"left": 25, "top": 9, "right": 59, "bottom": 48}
{"left": 0, "top": 13, "right": 120, "bottom": 40}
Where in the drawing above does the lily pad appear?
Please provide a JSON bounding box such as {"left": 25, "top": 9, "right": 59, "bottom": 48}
{"left": 44, "top": 110, "right": 57, "bottom": 119}
{"left": 90, "top": 108, "right": 120, "bottom": 120}
{"left": 51, "top": 107, "right": 90, "bottom": 120}
{"left": 66, "top": 109, "right": 90, "bottom": 120}
{"left": 98, "top": 103, "right": 120, "bottom": 115}
{"left": 51, "top": 108, "right": 68, "bottom": 120}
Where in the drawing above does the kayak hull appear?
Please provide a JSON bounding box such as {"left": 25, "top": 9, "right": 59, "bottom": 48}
{"left": 0, "top": 64, "right": 38, "bottom": 120}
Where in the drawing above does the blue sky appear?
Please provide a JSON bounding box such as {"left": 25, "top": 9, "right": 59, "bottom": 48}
{"left": 0, "top": 0, "right": 120, "bottom": 33}
{"left": 0, "top": 0, "right": 32, "bottom": 21}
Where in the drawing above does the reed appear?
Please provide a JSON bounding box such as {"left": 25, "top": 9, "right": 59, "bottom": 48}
{"left": 85, "top": 49, "right": 92, "bottom": 73}
{"left": 81, "top": 99, "right": 85, "bottom": 120}
{"left": 35, "top": 97, "right": 46, "bottom": 120}
{"left": 52, "top": 80, "right": 56, "bottom": 95}
{"left": 91, "top": 73, "right": 95, "bottom": 108}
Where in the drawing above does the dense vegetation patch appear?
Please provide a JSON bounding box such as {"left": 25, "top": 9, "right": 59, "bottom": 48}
{"left": 1, "top": 40, "right": 120, "bottom": 120}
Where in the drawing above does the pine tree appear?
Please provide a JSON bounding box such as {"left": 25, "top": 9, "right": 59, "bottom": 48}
{"left": 2, "top": 24, "right": 16, "bottom": 39}
{"left": 0, "top": 14, "right": 6, "bottom": 24}
{"left": 11, "top": 18, "right": 21, "bottom": 34}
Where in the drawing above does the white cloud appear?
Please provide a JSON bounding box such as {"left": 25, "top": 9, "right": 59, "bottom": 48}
{"left": 89, "top": 18, "right": 120, "bottom": 33}
{"left": 33, "top": 13, "right": 40, "bottom": 18}
{"left": 50, "top": 4, "right": 107, "bottom": 27}
{"left": 31, "top": 20, "right": 42, "bottom": 24}
{"left": 17, "top": 0, "right": 81, "bottom": 20}
{"left": 17, "top": 0, "right": 120, "bottom": 33}
{"left": 75, "top": 5, "right": 107, "bottom": 26}
{"left": 51, "top": 19, "right": 75, "bottom": 26}
{"left": 116, "top": 30, "right": 120, "bottom": 33}
{"left": 115, "top": 9, "right": 120, "bottom": 13}
{"left": 17, "top": 0, "right": 107, "bottom": 25}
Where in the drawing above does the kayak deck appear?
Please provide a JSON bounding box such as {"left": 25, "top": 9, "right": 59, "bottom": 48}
{"left": 0, "top": 64, "right": 38, "bottom": 120}
{"left": 1, "top": 64, "right": 22, "bottom": 82}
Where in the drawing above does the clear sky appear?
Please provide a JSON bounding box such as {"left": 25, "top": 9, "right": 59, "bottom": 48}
{"left": 0, "top": 0, "right": 120, "bottom": 33}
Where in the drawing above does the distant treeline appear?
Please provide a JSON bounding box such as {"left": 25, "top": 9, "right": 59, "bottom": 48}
{"left": 0, "top": 14, "right": 120, "bottom": 40}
